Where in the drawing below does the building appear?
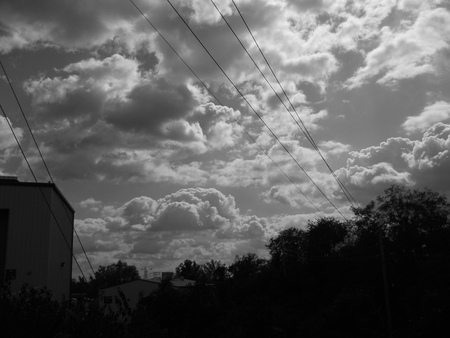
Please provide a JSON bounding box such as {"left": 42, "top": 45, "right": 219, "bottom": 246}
{"left": 0, "top": 176, "right": 74, "bottom": 301}
{"left": 101, "top": 276, "right": 195, "bottom": 312}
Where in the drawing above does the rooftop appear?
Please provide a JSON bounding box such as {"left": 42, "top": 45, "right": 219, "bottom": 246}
{"left": 0, "top": 176, "right": 75, "bottom": 213}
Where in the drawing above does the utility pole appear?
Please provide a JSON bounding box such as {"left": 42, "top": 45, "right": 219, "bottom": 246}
{"left": 379, "top": 230, "right": 394, "bottom": 338}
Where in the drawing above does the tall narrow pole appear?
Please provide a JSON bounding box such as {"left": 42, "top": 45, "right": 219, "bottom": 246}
{"left": 380, "top": 230, "right": 394, "bottom": 338}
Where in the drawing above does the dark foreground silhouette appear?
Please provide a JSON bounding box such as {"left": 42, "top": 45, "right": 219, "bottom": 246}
{"left": 2, "top": 185, "right": 450, "bottom": 337}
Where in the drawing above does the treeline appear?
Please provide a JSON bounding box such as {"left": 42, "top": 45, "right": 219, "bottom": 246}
{"left": 2, "top": 185, "right": 450, "bottom": 337}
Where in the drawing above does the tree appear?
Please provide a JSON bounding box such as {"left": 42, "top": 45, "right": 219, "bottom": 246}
{"left": 306, "top": 217, "right": 349, "bottom": 257}
{"left": 228, "top": 253, "right": 267, "bottom": 280}
{"left": 201, "top": 260, "right": 228, "bottom": 283}
{"left": 93, "top": 260, "right": 140, "bottom": 290}
{"left": 175, "top": 260, "right": 203, "bottom": 281}
{"left": 267, "top": 227, "right": 308, "bottom": 269}
{"left": 352, "top": 185, "right": 450, "bottom": 258}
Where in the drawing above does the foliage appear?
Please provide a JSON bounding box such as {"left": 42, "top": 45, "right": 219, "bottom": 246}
{"left": 228, "top": 253, "right": 267, "bottom": 280}
{"left": 201, "top": 259, "right": 229, "bottom": 283}
{"left": 266, "top": 227, "right": 308, "bottom": 268}
{"left": 71, "top": 260, "right": 141, "bottom": 298}
{"left": 306, "top": 217, "right": 349, "bottom": 256}
{"left": 3, "top": 185, "right": 450, "bottom": 337}
{"left": 94, "top": 260, "right": 140, "bottom": 289}
{"left": 175, "top": 259, "right": 203, "bottom": 281}
{"left": 0, "top": 283, "right": 127, "bottom": 338}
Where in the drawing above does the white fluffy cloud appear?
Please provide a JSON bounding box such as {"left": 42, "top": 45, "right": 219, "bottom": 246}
{"left": 73, "top": 187, "right": 278, "bottom": 270}
{"left": 402, "top": 101, "right": 450, "bottom": 134}
{"left": 319, "top": 140, "right": 352, "bottom": 156}
{"left": 338, "top": 122, "right": 450, "bottom": 201}
{"left": 347, "top": 7, "right": 450, "bottom": 87}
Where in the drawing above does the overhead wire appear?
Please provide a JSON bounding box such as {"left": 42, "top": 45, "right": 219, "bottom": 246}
{"left": 226, "top": 0, "right": 359, "bottom": 208}
{"left": 166, "top": 0, "right": 347, "bottom": 220}
{"left": 0, "top": 60, "right": 96, "bottom": 279}
{"left": 129, "top": 0, "right": 325, "bottom": 216}
{"left": 232, "top": 0, "right": 358, "bottom": 207}
{"left": 1, "top": 104, "right": 86, "bottom": 281}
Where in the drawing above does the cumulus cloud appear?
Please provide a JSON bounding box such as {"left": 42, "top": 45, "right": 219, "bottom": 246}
{"left": 338, "top": 122, "right": 450, "bottom": 201}
{"left": 73, "top": 218, "right": 121, "bottom": 254}
{"left": 99, "top": 188, "right": 240, "bottom": 233}
{"left": 263, "top": 185, "right": 297, "bottom": 207}
{"left": 346, "top": 7, "right": 450, "bottom": 87}
{"left": 3, "top": 0, "right": 449, "bottom": 275}
{"left": 17, "top": 52, "right": 244, "bottom": 183}
{"left": 402, "top": 101, "right": 450, "bottom": 134}
{"left": 79, "top": 198, "right": 102, "bottom": 211}
{"left": 208, "top": 138, "right": 322, "bottom": 188}
{"left": 24, "top": 54, "right": 142, "bottom": 116}
{"left": 73, "top": 187, "right": 278, "bottom": 270}
{"left": 319, "top": 140, "right": 352, "bottom": 156}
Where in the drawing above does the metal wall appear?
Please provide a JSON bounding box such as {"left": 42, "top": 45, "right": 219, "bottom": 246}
{"left": 0, "top": 183, "right": 74, "bottom": 301}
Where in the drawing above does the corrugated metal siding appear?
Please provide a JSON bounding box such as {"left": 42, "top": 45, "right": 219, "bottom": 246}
{"left": 48, "top": 189, "right": 74, "bottom": 301}
{"left": 0, "top": 183, "right": 74, "bottom": 301}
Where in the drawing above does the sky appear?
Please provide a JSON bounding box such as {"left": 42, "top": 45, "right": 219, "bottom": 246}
{"left": 1, "top": 0, "right": 450, "bottom": 278}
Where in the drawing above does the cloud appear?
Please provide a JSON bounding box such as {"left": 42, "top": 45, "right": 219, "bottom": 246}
{"left": 75, "top": 218, "right": 109, "bottom": 234}
{"left": 346, "top": 7, "right": 450, "bottom": 87}
{"left": 104, "top": 78, "right": 199, "bottom": 135}
{"left": 101, "top": 188, "right": 239, "bottom": 232}
{"left": 263, "top": 185, "right": 300, "bottom": 208}
{"left": 73, "top": 187, "right": 278, "bottom": 270}
{"left": 338, "top": 122, "right": 450, "bottom": 201}
{"left": 0, "top": 116, "right": 26, "bottom": 177}
{"left": 73, "top": 235, "right": 120, "bottom": 254}
{"left": 18, "top": 52, "right": 246, "bottom": 183}
{"left": 121, "top": 196, "right": 158, "bottom": 227}
{"left": 0, "top": 116, "right": 23, "bottom": 150}
{"left": 73, "top": 218, "right": 120, "bottom": 254}
{"left": 208, "top": 138, "right": 322, "bottom": 188}
{"left": 341, "top": 161, "right": 414, "bottom": 187}
{"left": 24, "top": 54, "right": 141, "bottom": 116}
{"left": 402, "top": 101, "right": 450, "bottom": 134}
{"left": 319, "top": 140, "right": 352, "bottom": 156}
{"left": 79, "top": 198, "right": 102, "bottom": 212}
{"left": 0, "top": 0, "right": 148, "bottom": 53}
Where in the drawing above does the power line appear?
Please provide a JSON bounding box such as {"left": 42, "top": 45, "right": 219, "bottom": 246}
{"left": 166, "top": 0, "right": 347, "bottom": 220}
{"left": 0, "top": 59, "right": 95, "bottom": 279}
{"left": 129, "top": 0, "right": 324, "bottom": 216}
{"left": 1, "top": 104, "right": 86, "bottom": 281}
{"left": 228, "top": 0, "right": 359, "bottom": 208}
{"left": 0, "top": 61, "right": 54, "bottom": 183}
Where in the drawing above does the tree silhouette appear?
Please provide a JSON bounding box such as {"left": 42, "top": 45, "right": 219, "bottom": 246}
{"left": 228, "top": 253, "right": 267, "bottom": 280}
{"left": 306, "top": 217, "right": 349, "bottom": 257}
{"left": 201, "top": 260, "right": 228, "bottom": 283}
{"left": 352, "top": 185, "right": 450, "bottom": 258}
{"left": 175, "top": 259, "right": 203, "bottom": 280}
{"left": 93, "top": 260, "right": 140, "bottom": 290}
{"left": 267, "top": 227, "right": 308, "bottom": 270}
